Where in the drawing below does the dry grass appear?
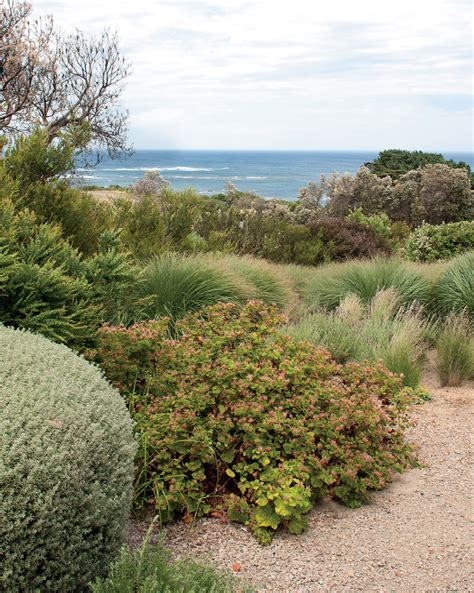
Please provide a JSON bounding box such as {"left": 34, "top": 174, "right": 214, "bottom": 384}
{"left": 87, "top": 189, "right": 130, "bottom": 203}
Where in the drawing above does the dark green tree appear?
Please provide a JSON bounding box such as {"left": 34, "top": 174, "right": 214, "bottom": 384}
{"left": 365, "top": 149, "right": 472, "bottom": 184}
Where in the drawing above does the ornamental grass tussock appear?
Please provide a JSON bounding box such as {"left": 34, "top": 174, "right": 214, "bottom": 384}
{"left": 435, "top": 251, "right": 474, "bottom": 319}
{"left": 0, "top": 326, "right": 136, "bottom": 592}
{"left": 436, "top": 312, "right": 474, "bottom": 386}
{"left": 303, "top": 257, "right": 432, "bottom": 311}
{"left": 91, "top": 300, "right": 418, "bottom": 545}
{"left": 286, "top": 289, "right": 428, "bottom": 388}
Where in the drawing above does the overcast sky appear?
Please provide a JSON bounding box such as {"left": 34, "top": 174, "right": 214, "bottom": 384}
{"left": 34, "top": 0, "right": 472, "bottom": 151}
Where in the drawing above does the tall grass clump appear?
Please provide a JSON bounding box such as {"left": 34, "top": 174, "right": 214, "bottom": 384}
{"left": 202, "top": 254, "right": 298, "bottom": 310}
{"left": 286, "top": 289, "right": 427, "bottom": 387}
{"left": 131, "top": 253, "right": 245, "bottom": 322}
{"left": 435, "top": 251, "right": 474, "bottom": 318}
{"left": 436, "top": 312, "right": 474, "bottom": 386}
{"left": 219, "top": 257, "right": 287, "bottom": 307}
{"left": 363, "top": 290, "right": 427, "bottom": 388}
{"left": 285, "top": 293, "right": 364, "bottom": 362}
{"left": 91, "top": 535, "right": 253, "bottom": 593}
{"left": 130, "top": 253, "right": 302, "bottom": 324}
{"left": 368, "top": 318, "right": 426, "bottom": 388}
{"left": 304, "top": 258, "right": 432, "bottom": 311}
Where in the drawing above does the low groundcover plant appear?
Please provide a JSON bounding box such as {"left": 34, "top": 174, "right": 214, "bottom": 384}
{"left": 90, "top": 527, "right": 254, "bottom": 593}
{"left": 91, "top": 301, "right": 418, "bottom": 544}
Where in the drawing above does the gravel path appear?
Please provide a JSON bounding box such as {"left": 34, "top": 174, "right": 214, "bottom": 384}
{"left": 132, "top": 367, "right": 474, "bottom": 592}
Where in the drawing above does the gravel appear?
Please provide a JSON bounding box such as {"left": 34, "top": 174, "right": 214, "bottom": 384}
{"left": 130, "top": 365, "right": 474, "bottom": 592}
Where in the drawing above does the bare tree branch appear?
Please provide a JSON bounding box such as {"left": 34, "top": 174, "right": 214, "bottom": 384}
{"left": 1, "top": 0, "right": 131, "bottom": 158}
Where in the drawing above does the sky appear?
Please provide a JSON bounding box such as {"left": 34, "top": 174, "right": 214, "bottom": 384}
{"left": 34, "top": 0, "right": 473, "bottom": 151}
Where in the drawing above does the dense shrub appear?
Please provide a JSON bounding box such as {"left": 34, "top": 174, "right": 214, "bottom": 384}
{"left": 16, "top": 181, "right": 112, "bottom": 256}
{"left": 2, "top": 127, "right": 76, "bottom": 187}
{"left": 208, "top": 207, "right": 327, "bottom": 266}
{"left": 0, "top": 197, "right": 138, "bottom": 345}
{"left": 112, "top": 195, "right": 168, "bottom": 259}
{"left": 303, "top": 161, "right": 472, "bottom": 226}
{"left": 346, "top": 208, "right": 393, "bottom": 238}
{"left": 207, "top": 208, "right": 392, "bottom": 266}
{"left": 2, "top": 128, "right": 111, "bottom": 255}
{"left": 404, "top": 221, "right": 474, "bottom": 262}
{"left": 258, "top": 222, "right": 327, "bottom": 265}
{"left": 0, "top": 327, "right": 135, "bottom": 592}
{"left": 91, "top": 535, "right": 253, "bottom": 593}
{"left": 0, "top": 202, "right": 142, "bottom": 346}
{"left": 346, "top": 208, "right": 411, "bottom": 248}
{"left": 184, "top": 196, "right": 390, "bottom": 266}
{"left": 0, "top": 197, "right": 96, "bottom": 345}
{"left": 303, "top": 258, "right": 432, "bottom": 311}
{"left": 308, "top": 217, "right": 391, "bottom": 260}
{"left": 83, "top": 231, "right": 141, "bottom": 326}
{"left": 323, "top": 167, "right": 393, "bottom": 218}
{"left": 390, "top": 164, "right": 473, "bottom": 226}
{"left": 435, "top": 252, "right": 474, "bottom": 318}
{"left": 113, "top": 189, "right": 209, "bottom": 259}
{"left": 435, "top": 313, "right": 474, "bottom": 386}
{"left": 91, "top": 301, "right": 417, "bottom": 544}
{"left": 365, "top": 149, "right": 472, "bottom": 181}
{"left": 285, "top": 290, "right": 427, "bottom": 388}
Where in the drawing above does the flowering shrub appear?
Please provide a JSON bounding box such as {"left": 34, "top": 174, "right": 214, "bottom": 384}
{"left": 130, "top": 170, "right": 170, "bottom": 196}
{"left": 91, "top": 301, "right": 417, "bottom": 544}
{"left": 403, "top": 221, "right": 474, "bottom": 262}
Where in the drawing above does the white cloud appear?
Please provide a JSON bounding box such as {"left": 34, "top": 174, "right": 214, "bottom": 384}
{"left": 33, "top": 0, "right": 472, "bottom": 149}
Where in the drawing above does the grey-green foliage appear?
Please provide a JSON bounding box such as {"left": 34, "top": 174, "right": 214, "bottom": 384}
{"left": 91, "top": 535, "right": 253, "bottom": 593}
{"left": 0, "top": 327, "right": 136, "bottom": 592}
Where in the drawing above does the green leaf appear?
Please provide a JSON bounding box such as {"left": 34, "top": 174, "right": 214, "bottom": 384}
{"left": 274, "top": 498, "right": 292, "bottom": 517}
{"left": 221, "top": 450, "right": 235, "bottom": 463}
{"left": 254, "top": 505, "right": 280, "bottom": 530}
{"left": 185, "top": 460, "right": 202, "bottom": 471}
{"left": 288, "top": 514, "right": 308, "bottom": 535}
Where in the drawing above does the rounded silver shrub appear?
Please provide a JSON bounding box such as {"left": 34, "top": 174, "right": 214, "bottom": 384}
{"left": 0, "top": 327, "right": 136, "bottom": 592}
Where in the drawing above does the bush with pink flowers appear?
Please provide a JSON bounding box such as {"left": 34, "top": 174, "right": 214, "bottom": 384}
{"left": 91, "top": 301, "right": 417, "bottom": 544}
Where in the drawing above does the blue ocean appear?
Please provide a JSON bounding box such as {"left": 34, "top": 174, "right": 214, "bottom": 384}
{"left": 77, "top": 150, "right": 474, "bottom": 201}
